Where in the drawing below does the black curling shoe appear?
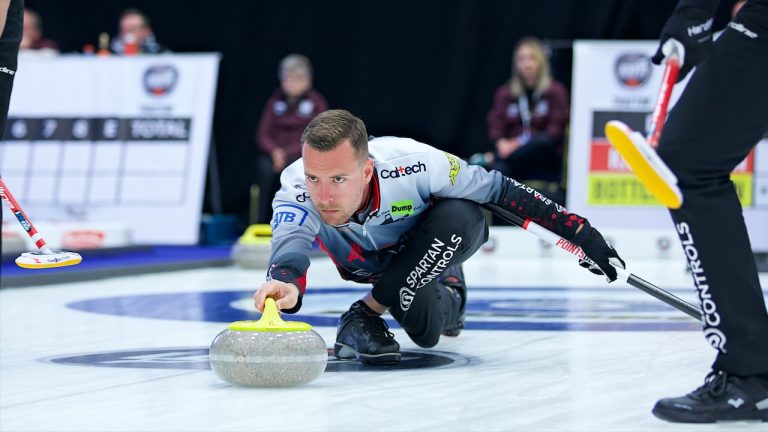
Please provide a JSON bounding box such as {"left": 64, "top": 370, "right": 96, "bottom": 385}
{"left": 653, "top": 370, "right": 768, "bottom": 423}
{"left": 334, "top": 300, "right": 401, "bottom": 364}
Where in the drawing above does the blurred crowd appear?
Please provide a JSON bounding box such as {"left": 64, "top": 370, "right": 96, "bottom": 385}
{"left": 21, "top": 7, "right": 166, "bottom": 56}
{"left": 19, "top": 6, "right": 571, "bottom": 224}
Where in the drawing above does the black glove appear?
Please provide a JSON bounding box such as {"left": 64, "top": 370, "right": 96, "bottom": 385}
{"left": 651, "top": 6, "right": 715, "bottom": 82}
{"left": 571, "top": 221, "right": 626, "bottom": 283}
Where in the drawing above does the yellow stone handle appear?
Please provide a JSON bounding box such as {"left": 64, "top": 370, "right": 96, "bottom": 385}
{"left": 227, "top": 297, "right": 312, "bottom": 332}
{"left": 258, "top": 297, "right": 284, "bottom": 327}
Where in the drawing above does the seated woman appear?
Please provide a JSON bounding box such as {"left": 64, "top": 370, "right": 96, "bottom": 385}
{"left": 475, "top": 37, "right": 569, "bottom": 183}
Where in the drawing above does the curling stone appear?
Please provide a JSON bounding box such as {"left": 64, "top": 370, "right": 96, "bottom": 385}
{"left": 231, "top": 224, "right": 272, "bottom": 269}
{"left": 209, "top": 298, "right": 327, "bottom": 387}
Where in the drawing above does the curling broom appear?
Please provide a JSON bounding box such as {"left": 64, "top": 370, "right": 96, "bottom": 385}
{"left": 0, "top": 177, "right": 82, "bottom": 269}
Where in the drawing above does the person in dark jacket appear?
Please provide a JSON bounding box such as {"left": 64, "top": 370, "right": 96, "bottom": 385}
{"left": 254, "top": 54, "right": 327, "bottom": 223}
{"left": 110, "top": 8, "right": 167, "bottom": 55}
{"left": 473, "top": 37, "right": 569, "bottom": 183}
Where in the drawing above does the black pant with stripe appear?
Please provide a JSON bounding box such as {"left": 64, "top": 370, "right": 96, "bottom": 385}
{"left": 0, "top": 0, "right": 22, "bottom": 138}
{"left": 657, "top": 0, "right": 768, "bottom": 376}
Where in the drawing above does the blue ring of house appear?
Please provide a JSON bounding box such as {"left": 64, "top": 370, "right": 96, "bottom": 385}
{"left": 65, "top": 287, "right": 701, "bottom": 331}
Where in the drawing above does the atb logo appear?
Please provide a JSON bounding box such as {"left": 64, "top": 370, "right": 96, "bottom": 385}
{"left": 272, "top": 212, "right": 296, "bottom": 227}
{"left": 270, "top": 204, "right": 308, "bottom": 228}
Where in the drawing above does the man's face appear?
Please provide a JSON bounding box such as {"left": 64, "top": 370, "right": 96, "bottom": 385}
{"left": 303, "top": 139, "right": 373, "bottom": 226}
{"left": 120, "top": 14, "right": 150, "bottom": 44}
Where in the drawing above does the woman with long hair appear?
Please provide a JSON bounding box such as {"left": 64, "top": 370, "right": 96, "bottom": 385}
{"left": 478, "top": 37, "right": 569, "bottom": 183}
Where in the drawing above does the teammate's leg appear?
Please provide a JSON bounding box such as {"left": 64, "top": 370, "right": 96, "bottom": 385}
{"left": 653, "top": 1, "right": 768, "bottom": 422}
{"left": 0, "top": 0, "right": 24, "bottom": 234}
{"left": 0, "top": 0, "right": 23, "bottom": 135}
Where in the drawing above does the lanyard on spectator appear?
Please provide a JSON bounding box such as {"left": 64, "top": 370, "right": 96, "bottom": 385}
{"left": 518, "top": 92, "right": 532, "bottom": 144}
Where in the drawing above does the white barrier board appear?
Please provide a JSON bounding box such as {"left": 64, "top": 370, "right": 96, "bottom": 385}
{"left": 0, "top": 53, "right": 220, "bottom": 244}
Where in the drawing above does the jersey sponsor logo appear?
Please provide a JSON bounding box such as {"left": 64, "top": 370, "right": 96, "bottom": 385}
{"left": 0, "top": 66, "right": 16, "bottom": 76}
{"left": 380, "top": 161, "right": 426, "bottom": 179}
{"left": 444, "top": 152, "right": 461, "bottom": 186}
{"left": 390, "top": 200, "right": 414, "bottom": 216}
{"left": 676, "top": 222, "right": 727, "bottom": 353}
{"left": 614, "top": 53, "right": 651, "bottom": 88}
{"left": 271, "top": 204, "right": 309, "bottom": 229}
{"left": 296, "top": 192, "right": 311, "bottom": 203}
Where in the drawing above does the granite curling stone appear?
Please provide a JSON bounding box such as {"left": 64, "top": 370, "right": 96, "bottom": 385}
{"left": 231, "top": 224, "right": 272, "bottom": 269}
{"left": 209, "top": 298, "right": 327, "bottom": 387}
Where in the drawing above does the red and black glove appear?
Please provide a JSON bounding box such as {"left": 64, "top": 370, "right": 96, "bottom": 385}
{"left": 652, "top": 2, "right": 717, "bottom": 82}
{"left": 571, "top": 221, "right": 626, "bottom": 283}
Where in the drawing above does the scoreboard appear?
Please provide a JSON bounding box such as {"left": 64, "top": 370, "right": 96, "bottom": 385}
{"left": 0, "top": 53, "right": 219, "bottom": 244}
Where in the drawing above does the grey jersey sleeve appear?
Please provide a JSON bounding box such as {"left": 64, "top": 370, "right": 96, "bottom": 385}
{"left": 425, "top": 147, "right": 502, "bottom": 203}
{"left": 265, "top": 162, "right": 322, "bottom": 312}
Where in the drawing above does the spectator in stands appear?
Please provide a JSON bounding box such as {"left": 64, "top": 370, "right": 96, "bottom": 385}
{"left": 110, "top": 8, "right": 167, "bottom": 55}
{"left": 471, "top": 37, "right": 569, "bottom": 184}
{"left": 254, "top": 54, "right": 327, "bottom": 224}
{"left": 20, "top": 8, "right": 58, "bottom": 53}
